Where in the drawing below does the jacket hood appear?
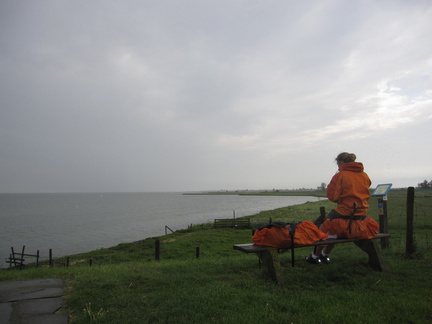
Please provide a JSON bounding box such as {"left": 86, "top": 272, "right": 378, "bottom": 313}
{"left": 340, "top": 161, "right": 364, "bottom": 172}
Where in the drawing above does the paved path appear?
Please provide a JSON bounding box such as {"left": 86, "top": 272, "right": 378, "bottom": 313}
{"left": 0, "top": 278, "right": 68, "bottom": 323}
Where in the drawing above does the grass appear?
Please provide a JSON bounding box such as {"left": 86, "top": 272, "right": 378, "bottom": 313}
{"left": 1, "top": 189, "right": 432, "bottom": 323}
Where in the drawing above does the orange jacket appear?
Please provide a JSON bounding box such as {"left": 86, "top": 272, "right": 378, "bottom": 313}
{"left": 326, "top": 162, "right": 371, "bottom": 216}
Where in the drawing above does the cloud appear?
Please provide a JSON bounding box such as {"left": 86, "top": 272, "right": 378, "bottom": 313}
{"left": 1, "top": 0, "right": 432, "bottom": 192}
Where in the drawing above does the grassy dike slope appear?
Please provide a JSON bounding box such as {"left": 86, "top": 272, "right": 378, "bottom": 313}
{"left": 1, "top": 189, "right": 431, "bottom": 323}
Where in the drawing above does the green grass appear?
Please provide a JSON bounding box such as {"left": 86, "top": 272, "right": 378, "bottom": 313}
{"left": 1, "top": 189, "right": 431, "bottom": 323}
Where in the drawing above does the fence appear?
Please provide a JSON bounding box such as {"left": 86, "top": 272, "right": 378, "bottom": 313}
{"left": 213, "top": 218, "right": 251, "bottom": 228}
{"left": 4, "top": 187, "right": 430, "bottom": 269}
{"left": 6, "top": 246, "right": 39, "bottom": 269}
{"left": 6, "top": 246, "right": 69, "bottom": 269}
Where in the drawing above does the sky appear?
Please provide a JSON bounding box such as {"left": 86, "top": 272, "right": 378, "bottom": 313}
{"left": 1, "top": 0, "right": 431, "bottom": 193}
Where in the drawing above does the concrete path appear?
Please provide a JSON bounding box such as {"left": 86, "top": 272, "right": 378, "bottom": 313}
{"left": 0, "top": 278, "right": 68, "bottom": 323}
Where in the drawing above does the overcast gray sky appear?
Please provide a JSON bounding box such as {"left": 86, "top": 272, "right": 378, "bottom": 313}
{"left": 1, "top": 0, "right": 431, "bottom": 193}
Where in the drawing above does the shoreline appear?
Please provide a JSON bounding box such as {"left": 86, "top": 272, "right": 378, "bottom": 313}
{"left": 2, "top": 197, "right": 328, "bottom": 269}
{"left": 183, "top": 190, "right": 327, "bottom": 197}
{"left": 1, "top": 193, "right": 324, "bottom": 269}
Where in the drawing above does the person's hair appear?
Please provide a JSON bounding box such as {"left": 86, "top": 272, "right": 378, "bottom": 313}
{"left": 335, "top": 152, "right": 356, "bottom": 163}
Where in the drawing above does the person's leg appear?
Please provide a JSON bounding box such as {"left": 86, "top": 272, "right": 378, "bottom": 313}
{"left": 313, "top": 245, "right": 324, "bottom": 257}
{"left": 322, "top": 244, "right": 335, "bottom": 255}
{"left": 306, "top": 210, "right": 340, "bottom": 264}
{"left": 319, "top": 244, "right": 334, "bottom": 263}
{"left": 306, "top": 245, "right": 325, "bottom": 263}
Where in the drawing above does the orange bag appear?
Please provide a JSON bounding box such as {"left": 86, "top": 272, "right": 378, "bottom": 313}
{"left": 252, "top": 221, "right": 328, "bottom": 248}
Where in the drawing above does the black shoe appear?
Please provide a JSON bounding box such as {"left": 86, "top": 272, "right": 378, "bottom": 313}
{"left": 320, "top": 255, "right": 331, "bottom": 264}
{"left": 305, "top": 255, "right": 322, "bottom": 264}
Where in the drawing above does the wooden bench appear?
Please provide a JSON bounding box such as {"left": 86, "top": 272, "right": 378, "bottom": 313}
{"left": 233, "top": 233, "right": 391, "bottom": 285}
{"left": 214, "top": 218, "right": 250, "bottom": 229}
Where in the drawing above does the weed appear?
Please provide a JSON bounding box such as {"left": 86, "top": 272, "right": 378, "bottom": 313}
{"left": 84, "top": 303, "right": 106, "bottom": 322}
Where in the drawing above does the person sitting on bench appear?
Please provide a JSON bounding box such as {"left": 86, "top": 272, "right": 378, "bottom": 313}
{"left": 306, "top": 152, "right": 379, "bottom": 264}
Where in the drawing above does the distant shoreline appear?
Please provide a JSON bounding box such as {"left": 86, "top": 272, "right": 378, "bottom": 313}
{"left": 183, "top": 190, "right": 327, "bottom": 197}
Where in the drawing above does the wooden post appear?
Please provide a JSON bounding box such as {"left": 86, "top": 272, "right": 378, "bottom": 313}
{"left": 155, "top": 239, "right": 160, "bottom": 261}
{"left": 256, "top": 249, "right": 284, "bottom": 286}
{"left": 49, "top": 249, "right": 53, "bottom": 267}
{"left": 36, "top": 250, "right": 40, "bottom": 268}
{"left": 20, "top": 246, "right": 25, "bottom": 269}
{"left": 165, "top": 225, "right": 174, "bottom": 235}
{"left": 354, "top": 239, "right": 388, "bottom": 272}
{"left": 406, "top": 186, "right": 415, "bottom": 255}
{"left": 195, "top": 247, "right": 200, "bottom": 259}
{"left": 11, "top": 247, "right": 16, "bottom": 267}
{"left": 66, "top": 257, "right": 70, "bottom": 267}
{"left": 10, "top": 247, "right": 20, "bottom": 268}
{"left": 378, "top": 197, "right": 389, "bottom": 249}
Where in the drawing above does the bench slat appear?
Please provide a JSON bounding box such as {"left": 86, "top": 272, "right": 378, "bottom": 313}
{"left": 233, "top": 233, "right": 391, "bottom": 253}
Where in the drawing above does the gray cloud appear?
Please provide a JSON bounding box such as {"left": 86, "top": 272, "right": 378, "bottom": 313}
{"left": 1, "top": 0, "right": 431, "bottom": 193}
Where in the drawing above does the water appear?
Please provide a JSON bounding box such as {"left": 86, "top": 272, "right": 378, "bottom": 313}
{"left": 0, "top": 192, "right": 319, "bottom": 267}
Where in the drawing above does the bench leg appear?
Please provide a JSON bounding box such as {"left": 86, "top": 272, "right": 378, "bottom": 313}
{"left": 354, "top": 239, "right": 388, "bottom": 272}
{"left": 256, "top": 249, "right": 284, "bottom": 285}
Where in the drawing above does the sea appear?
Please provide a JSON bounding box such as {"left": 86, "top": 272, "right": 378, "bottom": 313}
{"left": 0, "top": 192, "right": 319, "bottom": 268}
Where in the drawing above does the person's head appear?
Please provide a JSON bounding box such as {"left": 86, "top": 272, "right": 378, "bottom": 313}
{"left": 335, "top": 152, "right": 356, "bottom": 167}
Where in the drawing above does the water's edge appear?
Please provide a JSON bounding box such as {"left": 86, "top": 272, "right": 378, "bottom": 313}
{"left": 1, "top": 193, "right": 320, "bottom": 268}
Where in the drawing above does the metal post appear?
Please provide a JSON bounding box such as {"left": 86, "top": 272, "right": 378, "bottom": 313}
{"left": 378, "top": 197, "right": 389, "bottom": 249}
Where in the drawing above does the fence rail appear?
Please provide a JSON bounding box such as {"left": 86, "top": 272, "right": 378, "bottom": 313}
{"left": 213, "top": 218, "right": 250, "bottom": 229}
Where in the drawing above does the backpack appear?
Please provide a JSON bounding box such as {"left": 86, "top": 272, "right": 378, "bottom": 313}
{"left": 252, "top": 220, "right": 328, "bottom": 248}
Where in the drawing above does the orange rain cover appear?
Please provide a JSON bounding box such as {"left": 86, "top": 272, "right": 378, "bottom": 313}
{"left": 252, "top": 220, "right": 328, "bottom": 248}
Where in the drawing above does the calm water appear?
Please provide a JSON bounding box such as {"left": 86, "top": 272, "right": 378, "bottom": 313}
{"left": 0, "top": 192, "right": 319, "bottom": 267}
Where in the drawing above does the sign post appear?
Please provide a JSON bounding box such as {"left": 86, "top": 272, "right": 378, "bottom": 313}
{"left": 372, "top": 184, "right": 392, "bottom": 249}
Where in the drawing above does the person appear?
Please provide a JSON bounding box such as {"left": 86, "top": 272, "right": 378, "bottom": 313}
{"left": 306, "top": 152, "right": 379, "bottom": 264}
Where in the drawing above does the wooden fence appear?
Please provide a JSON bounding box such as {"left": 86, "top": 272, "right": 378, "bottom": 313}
{"left": 213, "top": 218, "right": 250, "bottom": 229}
{"left": 6, "top": 246, "right": 69, "bottom": 269}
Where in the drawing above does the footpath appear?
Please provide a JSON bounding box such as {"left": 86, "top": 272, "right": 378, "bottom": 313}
{"left": 0, "top": 278, "right": 68, "bottom": 323}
